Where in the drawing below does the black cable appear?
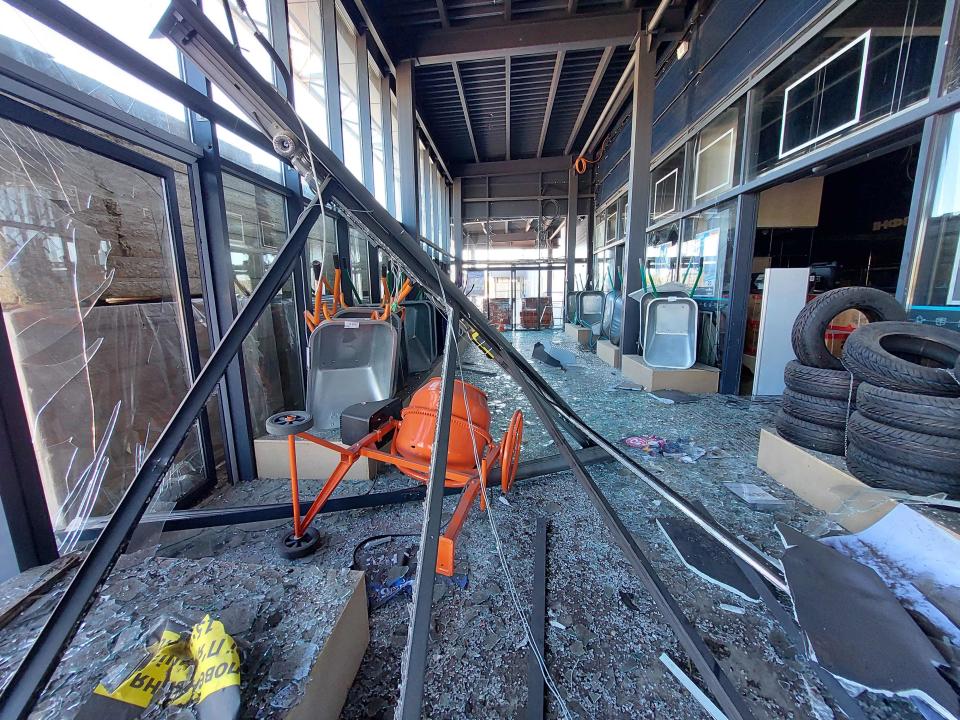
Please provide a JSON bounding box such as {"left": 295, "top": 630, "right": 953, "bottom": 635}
{"left": 228, "top": 0, "right": 293, "bottom": 94}
{"left": 221, "top": 0, "right": 240, "bottom": 46}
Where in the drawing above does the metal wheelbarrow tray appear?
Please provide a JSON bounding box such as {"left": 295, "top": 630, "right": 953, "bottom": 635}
{"left": 628, "top": 282, "right": 689, "bottom": 350}
{"left": 578, "top": 290, "right": 605, "bottom": 328}
{"left": 642, "top": 296, "right": 699, "bottom": 369}
{"left": 400, "top": 300, "right": 438, "bottom": 373}
{"left": 307, "top": 318, "right": 399, "bottom": 429}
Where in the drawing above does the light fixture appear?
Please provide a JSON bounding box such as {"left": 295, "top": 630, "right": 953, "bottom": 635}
{"left": 676, "top": 39, "right": 689, "bottom": 60}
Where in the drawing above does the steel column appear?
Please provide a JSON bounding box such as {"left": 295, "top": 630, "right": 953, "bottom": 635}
{"left": 719, "top": 192, "right": 759, "bottom": 394}
{"left": 620, "top": 42, "right": 654, "bottom": 356}
{"left": 381, "top": 72, "right": 397, "bottom": 217}
{"left": 396, "top": 307, "right": 460, "bottom": 720}
{"left": 397, "top": 60, "right": 420, "bottom": 239}
{"left": 357, "top": 32, "right": 376, "bottom": 193}
{"left": 565, "top": 166, "right": 578, "bottom": 296}
{"left": 183, "top": 63, "right": 258, "bottom": 484}
{"left": 320, "top": 0, "right": 345, "bottom": 159}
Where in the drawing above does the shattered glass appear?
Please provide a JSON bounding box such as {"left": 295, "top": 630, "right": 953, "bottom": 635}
{"left": 0, "top": 117, "right": 208, "bottom": 551}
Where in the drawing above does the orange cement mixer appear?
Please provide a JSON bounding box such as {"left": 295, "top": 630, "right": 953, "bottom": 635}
{"left": 267, "top": 377, "right": 523, "bottom": 576}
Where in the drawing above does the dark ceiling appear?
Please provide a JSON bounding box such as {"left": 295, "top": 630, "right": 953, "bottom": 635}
{"left": 364, "top": 0, "right": 655, "bottom": 166}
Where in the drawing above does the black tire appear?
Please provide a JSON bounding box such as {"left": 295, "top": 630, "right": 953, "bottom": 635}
{"left": 846, "top": 411, "right": 960, "bottom": 475}
{"left": 775, "top": 410, "right": 846, "bottom": 455}
{"left": 781, "top": 389, "right": 852, "bottom": 429}
{"left": 783, "top": 360, "right": 859, "bottom": 401}
{"left": 792, "top": 287, "right": 905, "bottom": 370}
{"left": 279, "top": 527, "right": 324, "bottom": 560}
{"left": 841, "top": 321, "right": 960, "bottom": 396}
{"left": 857, "top": 383, "right": 960, "bottom": 440}
{"left": 846, "top": 442, "right": 960, "bottom": 497}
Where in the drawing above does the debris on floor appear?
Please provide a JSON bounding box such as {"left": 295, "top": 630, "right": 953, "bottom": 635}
{"left": 659, "top": 652, "right": 730, "bottom": 720}
{"left": 657, "top": 516, "right": 761, "bottom": 603}
{"left": 649, "top": 389, "right": 700, "bottom": 404}
{"left": 0, "top": 553, "right": 366, "bottom": 720}
{"left": 531, "top": 341, "right": 576, "bottom": 370}
{"left": 778, "top": 524, "right": 960, "bottom": 720}
{"left": 724, "top": 482, "right": 789, "bottom": 511}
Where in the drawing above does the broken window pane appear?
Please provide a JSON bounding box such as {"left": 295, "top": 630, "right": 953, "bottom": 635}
{"left": 0, "top": 117, "right": 208, "bottom": 550}
{"left": 222, "top": 173, "right": 305, "bottom": 436}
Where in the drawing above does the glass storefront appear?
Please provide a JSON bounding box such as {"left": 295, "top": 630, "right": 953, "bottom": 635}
{"left": 680, "top": 202, "right": 737, "bottom": 367}
{"left": 748, "top": 0, "right": 945, "bottom": 177}
{"left": 905, "top": 110, "right": 960, "bottom": 329}
{"left": 223, "top": 174, "right": 304, "bottom": 437}
{"left": 0, "top": 117, "right": 206, "bottom": 546}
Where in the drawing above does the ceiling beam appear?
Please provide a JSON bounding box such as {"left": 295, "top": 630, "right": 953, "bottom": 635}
{"left": 435, "top": 0, "right": 449, "bottom": 28}
{"left": 453, "top": 155, "right": 571, "bottom": 177}
{"left": 407, "top": 13, "right": 640, "bottom": 65}
{"left": 505, "top": 56, "right": 511, "bottom": 161}
{"left": 564, "top": 46, "right": 615, "bottom": 155}
{"left": 451, "top": 61, "right": 481, "bottom": 163}
{"left": 537, "top": 50, "right": 565, "bottom": 158}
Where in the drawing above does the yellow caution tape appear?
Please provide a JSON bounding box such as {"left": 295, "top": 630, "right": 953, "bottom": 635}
{"left": 89, "top": 615, "right": 240, "bottom": 714}
{"left": 469, "top": 329, "right": 495, "bottom": 359}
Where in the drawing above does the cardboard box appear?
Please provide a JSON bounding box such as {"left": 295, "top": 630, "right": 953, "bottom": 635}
{"left": 287, "top": 570, "right": 369, "bottom": 720}
{"left": 757, "top": 428, "right": 896, "bottom": 533}
{"left": 564, "top": 323, "right": 591, "bottom": 344}
{"left": 620, "top": 354, "right": 720, "bottom": 392}
{"left": 597, "top": 338, "right": 621, "bottom": 368}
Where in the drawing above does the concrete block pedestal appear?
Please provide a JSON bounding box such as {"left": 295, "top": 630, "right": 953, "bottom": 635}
{"left": 597, "top": 338, "right": 621, "bottom": 368}
{"left": 620, "top": 354, "right": 719, "bottom": 392}
{"left": 563, "top": 322, "right": 591, "bottom": 345}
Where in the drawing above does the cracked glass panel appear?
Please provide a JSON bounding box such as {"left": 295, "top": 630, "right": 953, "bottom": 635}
{"left": 223, "top": 173, "right": 304, "bottom": 437}
{"left": 0, "top": 118, "right": 208, "bottom": 551}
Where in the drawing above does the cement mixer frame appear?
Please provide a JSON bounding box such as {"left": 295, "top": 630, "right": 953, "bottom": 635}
{"left": 267, "top": 390, "right": 523, "bottom": 576}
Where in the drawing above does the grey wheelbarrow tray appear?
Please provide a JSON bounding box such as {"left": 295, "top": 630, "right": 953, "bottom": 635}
{"left": 307, "top": 318, "right": 399, "bottom": 429}
{"left": 642, "top": 295, "right": 699, "bottom": 369}
{"left": 628, "top": 281, "right": 689, "bottom": 351}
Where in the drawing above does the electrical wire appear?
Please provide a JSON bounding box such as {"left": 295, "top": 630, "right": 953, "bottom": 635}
{"left": 429, "top": 262, "right": 573, "bottom": 720}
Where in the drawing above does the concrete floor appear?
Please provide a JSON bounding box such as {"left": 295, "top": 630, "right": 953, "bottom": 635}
{"left": 156, "top": 328, "right": 929, "bottom": 719}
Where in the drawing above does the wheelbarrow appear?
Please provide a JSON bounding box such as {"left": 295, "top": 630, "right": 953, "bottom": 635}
{"left": 266, "top": 378, "right": 523, "bottom": 576}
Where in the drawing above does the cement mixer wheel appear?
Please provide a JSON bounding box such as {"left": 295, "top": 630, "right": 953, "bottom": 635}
{"left": 280, "top": 527, "right": 324, "bottom": 560}
{"left": 501, "top": 410, "right": 523, "bottom": 493}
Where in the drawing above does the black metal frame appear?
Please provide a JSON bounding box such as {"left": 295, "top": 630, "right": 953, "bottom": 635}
{"left": 0, "top": 91, "right": 220, "bottom": 507}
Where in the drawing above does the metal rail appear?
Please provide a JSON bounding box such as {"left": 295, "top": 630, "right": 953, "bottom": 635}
{"left": 501, "top": 363, "right": 758, "bottom": 720}
{"left": 545, "top": 403, "right": 787, "bottom": 592}
{"left": 396, "top": 307, "right": 459, "bottom": 719}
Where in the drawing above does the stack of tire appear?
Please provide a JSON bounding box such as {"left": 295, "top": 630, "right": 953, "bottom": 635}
{"left": 842, "top": 321, "right": 960, "bottom": 497}
{"left": 776, "top": 287, "right": 906, "bottom": 456}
